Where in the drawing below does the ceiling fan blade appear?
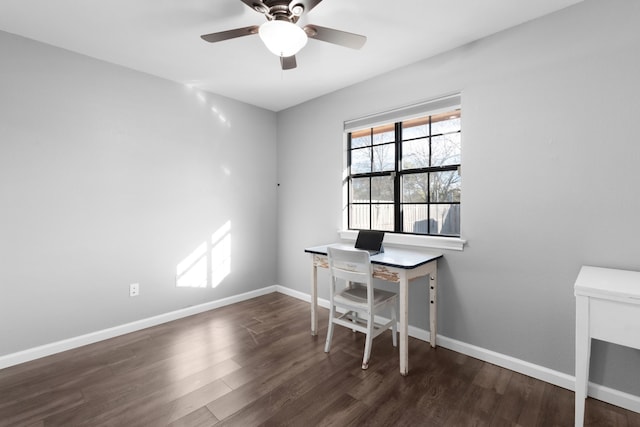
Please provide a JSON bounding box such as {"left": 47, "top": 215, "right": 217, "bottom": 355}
{"left": 201, "top": 25, "right": 259, "bottom": 43}
{"left": 280, "top": 55, "right": 297, "bottom": 70}
{"left": 303, "top": 24, "right": 366, "bottom": 49}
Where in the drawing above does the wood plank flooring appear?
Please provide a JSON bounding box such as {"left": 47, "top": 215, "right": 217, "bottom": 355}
{"left": 1, "top": 292, "right": 638, "bottom": 426}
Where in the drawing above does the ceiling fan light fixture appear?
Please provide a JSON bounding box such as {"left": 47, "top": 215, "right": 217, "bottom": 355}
{"left": 259, "top": 20, "right": 308, "bottom": 57}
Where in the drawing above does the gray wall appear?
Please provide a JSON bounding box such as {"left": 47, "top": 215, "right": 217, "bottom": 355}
{"left": 276, "top": 0, "right": 640, "bottom": 396}
{"left": 0, "top": 31, "right": 278, "bottom": 356}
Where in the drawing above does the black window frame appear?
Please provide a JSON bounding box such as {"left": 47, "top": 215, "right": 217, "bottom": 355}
{"left": 347, "top": 109, "right": 461, "bottom": 237}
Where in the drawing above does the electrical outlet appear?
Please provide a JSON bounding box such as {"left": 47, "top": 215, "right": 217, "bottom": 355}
{"left": 129, "top": 283, "right": 140, "bottom": 297}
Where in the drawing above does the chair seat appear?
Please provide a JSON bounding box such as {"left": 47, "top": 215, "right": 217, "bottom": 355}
{"left": 335, "top": 284, "right": 397, "bottom": 308}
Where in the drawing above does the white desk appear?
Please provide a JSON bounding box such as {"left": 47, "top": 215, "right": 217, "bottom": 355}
{"left": 305, "top": 243, "right": 442, "bottom": 376}
{"left": 574, "top": 265, "right": 640, "bottom": 426}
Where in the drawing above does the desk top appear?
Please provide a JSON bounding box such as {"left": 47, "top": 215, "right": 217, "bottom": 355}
{"left": 574, "top": 265, "right": 640, "bottom": 301}
{"left": 304, "top": 243, "right": 442, "bottom": 269}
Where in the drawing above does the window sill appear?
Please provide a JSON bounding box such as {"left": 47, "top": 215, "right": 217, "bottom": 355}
{"left": 339, "top": 230, "right": 466, "bottom": 251}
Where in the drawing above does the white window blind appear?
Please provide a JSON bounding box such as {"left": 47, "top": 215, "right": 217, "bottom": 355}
{"left": 344, "top": 93, "right": 461, "bottom": 133}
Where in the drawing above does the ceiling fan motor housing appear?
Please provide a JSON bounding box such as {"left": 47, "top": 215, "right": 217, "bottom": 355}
{"left": 255, "top": 1, "right": 306, "bottom": 22}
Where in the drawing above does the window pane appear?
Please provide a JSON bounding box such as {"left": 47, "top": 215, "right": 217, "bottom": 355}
{"left": 350, "top": 205, "right": 370, "bottom": 229}
{"left": 402, "top": 116, "right": 429, "bottom": 140}
{"left": 430, "top": 170, "right": 461, "bottom": 202}
{"left": 372, "top": 144, "right": 395, "bottom": 172}
{"left": 372, "top": 124, "right": 395, "bottom": 145}
{"left": 350, "top": 177, "right": 370, "bottom": 202}
{"left": 402, "top": 204, "right": 431, "bottom": 234}
{"left": 350, "top": 129, "right": 370, "bottom": 148}
{"left": 351, "top": 147, "right": 371, "bottom": 174}
{"left": 402, "top": 138, "right": 430, "bottom": 169}
{"left": 432, "top": 133, "right": 461, "bottom": 166}
{"left": 402, "top": 172, "right": 428, "bottom": 203}
{"left": 430, "top": 204, "right": 460, "bottom": 236}
{"left": 372, "top": 204, "right": 394, "bottom": 231}
{"left": 431, "top": 110, "right": 461, "bottom": 135}
{"left": 371, "top": 176, "right": 394, "bottom": 202}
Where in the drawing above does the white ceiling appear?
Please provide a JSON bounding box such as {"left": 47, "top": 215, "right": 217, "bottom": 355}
{"left": 0, "top": 0, "right": 582, "bottom": 112}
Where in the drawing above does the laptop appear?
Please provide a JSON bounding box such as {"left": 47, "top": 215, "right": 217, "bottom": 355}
{"left": 354, "top": 230, "right": 385, "bottom": 255}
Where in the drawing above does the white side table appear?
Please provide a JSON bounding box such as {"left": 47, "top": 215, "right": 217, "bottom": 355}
{"left": 574, "top": 266, "right": 640, "bottom": 426}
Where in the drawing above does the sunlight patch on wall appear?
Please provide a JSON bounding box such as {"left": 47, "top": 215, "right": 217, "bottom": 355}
{"left": 176, "top": 221, "right": 231, "bottom": 288}
{"left": 211, "top": 221, "right": 231, "bottom": 288}
{"left": 183, "top": 82, "right": 232, "bottom": 128}
{"left": 176, "top": 241, "right": 208, "bottom": 288}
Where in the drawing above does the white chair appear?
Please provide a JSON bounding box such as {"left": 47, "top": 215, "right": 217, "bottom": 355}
{"left": 324, "top": 246, "right": 398, "bottom": 369}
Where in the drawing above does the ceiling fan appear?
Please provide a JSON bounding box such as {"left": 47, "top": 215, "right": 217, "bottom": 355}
{"left": 200, "top": 0, "right": 367, "bottom": 70}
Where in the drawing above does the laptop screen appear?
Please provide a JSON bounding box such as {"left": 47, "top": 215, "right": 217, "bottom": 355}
{"left": 354, "top": 230, "right": 385, "bottom": 253}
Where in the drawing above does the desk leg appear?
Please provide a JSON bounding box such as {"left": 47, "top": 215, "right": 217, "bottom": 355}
{"left": 399, "top": 274, "right": 409, "bottom": 376}
{"left": 310, "top": 258, "right": 318, "bottom": 336}
{"left": 429, "top": 268, "right": 438, "bottom": 348}
{"left": 575, "top": 295, "right": 590, "bottom": 427}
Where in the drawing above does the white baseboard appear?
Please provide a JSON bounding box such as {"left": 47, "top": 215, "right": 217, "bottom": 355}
{"left": 277, "top": 285, "right": 640, "bottom": 415}
{"left": 437, "top": 335, "right": 640, "bottom": 413}
{"left": 588, "top": 383, "right": 640, "bottom": 414}
{"left": 3, "top": 284, "right": 639, "bottom": 415}
{"left": 274, "top": 284, "right": 311, "bottom": 302}
{"left": 436, "top": 335, "right": 575, "bottom": 390}
{"left": 0, "top": 286, "right": 277, "bottom": 370}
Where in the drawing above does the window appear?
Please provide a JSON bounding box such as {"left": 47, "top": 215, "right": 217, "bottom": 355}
{"left": 346, "top": 98, "right": 461, "bottom": 237}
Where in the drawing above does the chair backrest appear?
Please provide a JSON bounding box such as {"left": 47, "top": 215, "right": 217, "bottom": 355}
{"left": 327, "top": 246, "right": 373, "bottom": 287}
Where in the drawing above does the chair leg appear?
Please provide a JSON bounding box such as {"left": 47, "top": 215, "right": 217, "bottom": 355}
{"left": 391, "top": 302, "right": 398, "bottom": 348}
{"left": 352, "top": 311, "right": 358, "bottom": 332}
{"left": 325, "top": 306, "right": 335, "bottom": 353}
{"left": 362, "top": 313, "right": 375, "bottom": 369}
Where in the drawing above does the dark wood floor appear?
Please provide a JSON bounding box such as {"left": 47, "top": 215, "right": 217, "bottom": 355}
{"left": 1, "top": 293, "right": 638, "bottom": 426}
